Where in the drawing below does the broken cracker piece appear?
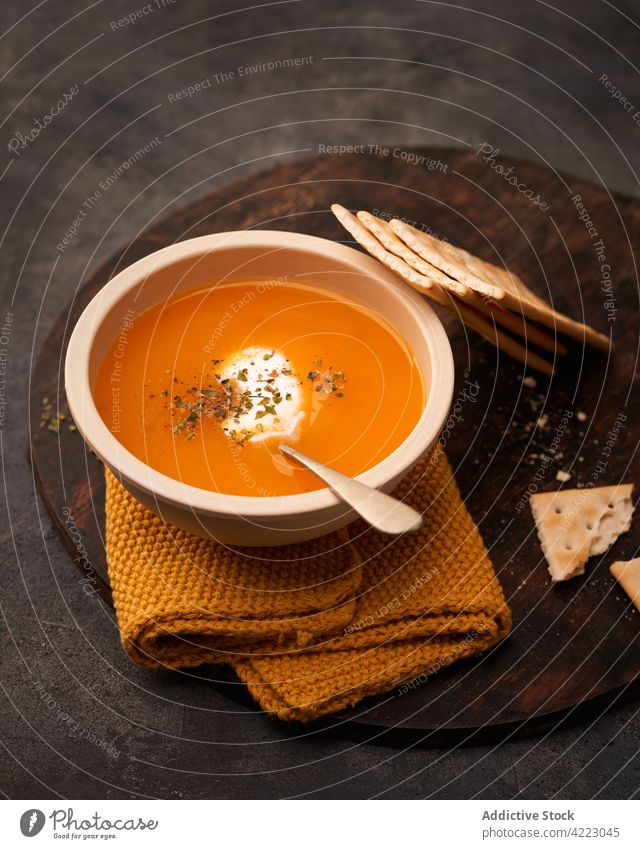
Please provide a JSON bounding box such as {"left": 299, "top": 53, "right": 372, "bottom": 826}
{"left": 610, "top": 558, "right": 640, "bottom": 612}
{"left": 530, "top": 484, "right": 634, "bottom": 581}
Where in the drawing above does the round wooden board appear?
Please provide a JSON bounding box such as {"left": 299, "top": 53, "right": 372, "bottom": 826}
{"left": 29, "top": 148, "right": 640, "bottom": 747}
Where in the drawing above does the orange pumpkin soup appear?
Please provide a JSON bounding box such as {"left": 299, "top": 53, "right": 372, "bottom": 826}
{"left": 95, "top": 280, "right": 425, "bottom": 496}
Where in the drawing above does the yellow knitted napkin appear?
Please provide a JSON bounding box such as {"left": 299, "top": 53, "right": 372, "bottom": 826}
{"left": 105, "top": 449, "right": 511, "bottom": 721}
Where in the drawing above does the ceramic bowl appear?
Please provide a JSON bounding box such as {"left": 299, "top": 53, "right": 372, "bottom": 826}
{"left": 65, "top": 230, "right": 454, "bottom": 546}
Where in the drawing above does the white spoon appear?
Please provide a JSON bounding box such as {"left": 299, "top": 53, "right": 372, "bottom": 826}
{"left": 279, "top": 444, "right": 422, "bottom": 535}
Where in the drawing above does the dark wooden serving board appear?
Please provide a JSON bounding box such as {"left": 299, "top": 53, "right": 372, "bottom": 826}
{"left": 29, "top": 148, "right": 640, "bottom": 747}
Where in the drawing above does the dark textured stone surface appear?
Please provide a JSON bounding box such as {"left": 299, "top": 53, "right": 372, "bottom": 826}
{"left": 1, "top": 0, "right": 640, "bottom": 799}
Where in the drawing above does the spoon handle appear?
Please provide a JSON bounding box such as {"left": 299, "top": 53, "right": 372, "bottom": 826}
{"left": 279, "top": 444, "right": 422, "bottom": 535}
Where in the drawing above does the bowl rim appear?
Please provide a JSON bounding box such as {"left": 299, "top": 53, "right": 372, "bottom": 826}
{"left": 65, "top": 230, "right": 454, "bottom": 518}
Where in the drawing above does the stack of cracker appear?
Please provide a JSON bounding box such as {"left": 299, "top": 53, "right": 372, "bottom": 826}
{"left": 331, "top": 205, "right": 611, "bottom": 376}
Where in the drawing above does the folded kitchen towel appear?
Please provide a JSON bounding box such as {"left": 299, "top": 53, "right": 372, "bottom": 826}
{"left": 105, "top": 448, "right": 511, "bottom": 721}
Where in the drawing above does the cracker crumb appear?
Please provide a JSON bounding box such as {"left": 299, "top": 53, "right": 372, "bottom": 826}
{"left": 523, "top": 376, "right": 537, "bottom": 388}
{"left": 536, "top": 414, "right": 549, "bottom": 429}
{"left": 556, "top": 470, "right": 571, "bottom": 482}
{"left": 576, "top": 411, "right": 587, "bottom": 422}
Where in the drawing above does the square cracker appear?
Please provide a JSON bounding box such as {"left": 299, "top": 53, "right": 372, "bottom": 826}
{"left": 531, "top": 484, "right": 634, "bottom": 581}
